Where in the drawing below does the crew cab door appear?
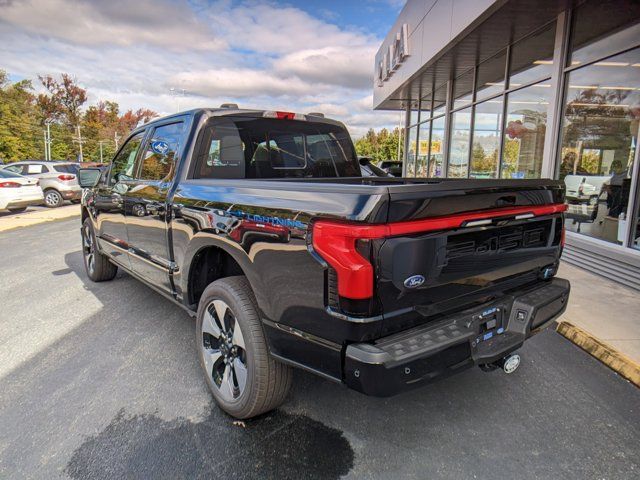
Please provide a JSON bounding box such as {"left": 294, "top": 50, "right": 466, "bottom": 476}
{"left": 95, "top": 131, "right": 146, "bottom": 269}
{"left": 124, "top": 120, "right": 185, "bottom": 294}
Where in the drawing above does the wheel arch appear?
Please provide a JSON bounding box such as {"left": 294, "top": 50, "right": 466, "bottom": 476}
{"left": 182, "top": 237, "right": 264, "bottom": 312}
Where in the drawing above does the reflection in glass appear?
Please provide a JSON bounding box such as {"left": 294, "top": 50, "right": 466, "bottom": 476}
{"left": 470, "top": 100, "right": 503, "bottom": 178}
{"left": 409, "top": 103, "right": 420, "bottom": 126}
{"left": 433, "top": 84, "right": 448, "bottom": 116}
{"left": 416, "top": 121, "right": 431, "bottom": 177}
{"left": 569, "top": 0, "right": 640, "bottom": 67}
{"left": 453, "top": 68, "right": 474, "bottom": 110}
{"left": 421, "top": 95, "right": 432, "bottom": 121}
{"left": 429, "top": 116, "right": 446, "bottom": 177}
{"left": 510, "top": 22, "right": 555, "bottom": 87}
{"left": 476, "top": 49, "right": 507, "bottom": 100}
{"left": 407, "top": 126, "right": 418, "bottom": 176}
{"left": 448, "top": 108, "right": 472, "bottom": 178}
{"left": 501, "top": 83, "right": 550, "bottom": 179}
{"left": 559, "top": 48, "right": 639, "bottom": 245}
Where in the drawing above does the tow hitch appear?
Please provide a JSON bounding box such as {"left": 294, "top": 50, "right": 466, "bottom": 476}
{"left": 479, "top": 353, "right": 521, "bottom": 374}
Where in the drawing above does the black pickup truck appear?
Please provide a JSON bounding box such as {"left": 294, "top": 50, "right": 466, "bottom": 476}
{"left": 78, "top": 107, "right": 570, "bottom": 419}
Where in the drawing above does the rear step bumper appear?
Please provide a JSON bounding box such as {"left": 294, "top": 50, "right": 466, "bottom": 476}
{"left": 344, "top": 277, "right": 570, "bottom": 396}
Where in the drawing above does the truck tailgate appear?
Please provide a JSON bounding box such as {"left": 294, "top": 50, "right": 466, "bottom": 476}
{"left": 373, "top": 179, "right": 565, "bottom": 334}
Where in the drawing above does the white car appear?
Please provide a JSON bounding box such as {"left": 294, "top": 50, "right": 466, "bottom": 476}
{"left": 0, "top": 169, "right": 45, "bottom": 213}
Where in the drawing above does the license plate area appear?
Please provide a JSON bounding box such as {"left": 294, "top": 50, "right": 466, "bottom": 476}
{"left": 475, "top": 306, "right": 504, "bottom": 343}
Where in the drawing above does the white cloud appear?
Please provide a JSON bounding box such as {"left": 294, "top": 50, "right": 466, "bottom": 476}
{"left": 0, "top": 0, "right": 224, "bottom": 50}
{"left": 0, "top": 0, "right": 399, "bottom": 138}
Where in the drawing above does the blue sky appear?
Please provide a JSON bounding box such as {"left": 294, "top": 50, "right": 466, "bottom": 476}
{"left": 0, "top": 0, "right": 405, "bottom": 136}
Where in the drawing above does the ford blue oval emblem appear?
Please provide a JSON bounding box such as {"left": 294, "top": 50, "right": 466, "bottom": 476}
{"left": 404, "top": 275, "right": 425, "bottom": 288}
{"left": 151, "top": 140, "right": 170, "bottom": 155}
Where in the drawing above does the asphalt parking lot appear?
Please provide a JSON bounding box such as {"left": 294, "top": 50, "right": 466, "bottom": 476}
{"left": 1, "top": 218, "right": 639, "bottom": 479}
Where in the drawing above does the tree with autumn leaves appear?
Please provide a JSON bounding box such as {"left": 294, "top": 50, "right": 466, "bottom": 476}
{"left": 0, "top": 70, "right": 157, "bottom": 163}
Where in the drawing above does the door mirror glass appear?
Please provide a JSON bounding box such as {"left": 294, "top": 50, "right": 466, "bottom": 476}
{"left": 78, "top": 168, "right": 102, "bottom": 188}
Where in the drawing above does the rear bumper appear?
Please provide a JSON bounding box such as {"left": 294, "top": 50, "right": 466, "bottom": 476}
{"left": 60, "top": 188, "right": 81, "bottom": 200}
{"left": 344, "top": 278, "right": 570, "bottom": 396}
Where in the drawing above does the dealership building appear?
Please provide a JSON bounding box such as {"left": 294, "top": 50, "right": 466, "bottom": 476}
{"left": 375, "top": 0, "right": 640, "bottom": 289}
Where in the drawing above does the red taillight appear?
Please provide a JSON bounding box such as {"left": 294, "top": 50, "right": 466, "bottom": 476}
{"left": 0, "top": 181, "right": 21, "bottom": 188}
{"left": 58, "top": 174, "right": 75, "bottom": 181}
{"left": 312, "top": 203, "right": 568, "bottom": 300}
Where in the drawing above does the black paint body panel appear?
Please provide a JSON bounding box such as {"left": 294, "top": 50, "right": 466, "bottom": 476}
{"left": 82, "top": 108, "right": 569, "bottom": 389}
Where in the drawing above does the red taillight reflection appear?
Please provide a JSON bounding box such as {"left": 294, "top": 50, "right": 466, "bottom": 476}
{"left": 58, "top": 174, "right": 75, "bottom": 181}
{"left": 0, "top": 181, "right": 21, "bottom": 188}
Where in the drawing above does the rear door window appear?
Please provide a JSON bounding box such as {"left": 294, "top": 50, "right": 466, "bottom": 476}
{"left": 194, "top": 117, "right": 360, "bottom": 179}
{"left": 25, "top": 164, "right": 47, "bottom": 174}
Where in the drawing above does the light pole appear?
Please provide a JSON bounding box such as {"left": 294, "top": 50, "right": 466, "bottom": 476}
{"left": 169, "top": 87, "right": 186, "bottom": 112}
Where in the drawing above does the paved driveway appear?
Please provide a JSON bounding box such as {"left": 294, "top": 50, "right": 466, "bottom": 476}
{"left": 0, "top": 218, "right": 639, "bottom": 479}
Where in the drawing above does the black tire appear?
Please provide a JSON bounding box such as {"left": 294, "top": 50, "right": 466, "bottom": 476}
{"left": 43, "top": 189, "right": 63, "bottom": 208}
{"left": 8, "top": 207, "right": 27, "bottom": 213}
{"left": 71, "top": 199, "right": 81, "bottom": 204}
{"left": 81, "top": 218, "right": 117, "bottom": 282}
{"left": 196, "top": 276, "right": 292, "bottom": 419}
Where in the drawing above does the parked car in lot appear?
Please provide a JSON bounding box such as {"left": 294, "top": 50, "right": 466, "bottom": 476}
{"left": 78, "top": 107, "right": 570, "bottom": 419}
{"left": 1, "top": 161, "right": 81, "bottom": 207}
{"left": 0, "top": 169, "right": 44, "bottom": 213}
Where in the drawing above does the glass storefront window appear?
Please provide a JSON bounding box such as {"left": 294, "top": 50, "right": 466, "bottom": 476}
{"left": 509, "top": 21, "right": 556, "bottom": 87}
{"left": 409, "top": 102, "right": 420, "bottom": 126}
{"left": 421, "top": 95, "right": 432, "bottom": 121}
{"left": 453, "top": 68, "right": 474, "bottom": 110}
{"left": 476, "top": 49, "right": 507, "bottom": 100}
{"left": 416, "top": 121, "right": 431, "bottom": 177}
{"left": 501, "top": 82, "right": 551, "bottom": 179}
{"left": 429, "top": 116, "right": 446, "bottom": 177}
{"left": 470, "top": 99, "right": 503, "bottom": 178}
{"left": 406, "top": 126, "right": 418, "bottom": 176}
{"left": 559, "top": 47, "right": 639, "bottom": 245}
{"left": 448, "top": 107, "right": 472, "bottom": 178}
{"left": 569, "top": 0, "right": 640, "bottom": 67}
{"left": 433, "top": 84, "right": 447, "bottom": 116}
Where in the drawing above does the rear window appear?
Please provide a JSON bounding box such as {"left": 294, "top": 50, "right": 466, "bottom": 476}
{"left": 0, "top": 169, "right": 22, "bottom": 178}
{"left": 193, "top": 117, "right": 360, "bottom": 179}
{"left": 53, "top": 164, "right": 79, "bottom": 174}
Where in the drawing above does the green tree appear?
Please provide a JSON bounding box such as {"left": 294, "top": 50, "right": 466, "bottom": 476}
{"left": 0, "top": 70, "right": 41, "bottom": 162}
{"left": 354, "top": 127, "right": 403, "bottom": 165}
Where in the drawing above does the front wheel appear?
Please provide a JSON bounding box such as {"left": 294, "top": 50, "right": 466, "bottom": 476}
{"left": 81, "top": 218, "right": 117, "bottom": 282}
{"left": 196, "top": 276, "right": 292, "bottom": 419}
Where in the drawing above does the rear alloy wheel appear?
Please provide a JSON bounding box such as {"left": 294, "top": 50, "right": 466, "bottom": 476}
{"left": 44, "top": 189, "right": 63, "bottom": 208}
{"left": 197, "top": 277, "right": 292, "bottom": 419}
{"left": 81, "top": 218, "right": 117, "bottom": 282}
{"left": 201, "top": 299, "right": 249, "bottom": 402}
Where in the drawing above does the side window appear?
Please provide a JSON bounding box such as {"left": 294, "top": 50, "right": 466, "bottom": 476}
{"left": 5, "top": 165, "right": 24, "bottom": 174}
{"left": 25, "top": 164, "right": 46, "bottom": 174}
{"left": 139, "top": 122, "right": 184, "bottom": 181}
{"left": 194, "top": 118, "right": 245, "bottom": 179}
{"left": 109, "top": 132, "right": 145, "bottom": 185}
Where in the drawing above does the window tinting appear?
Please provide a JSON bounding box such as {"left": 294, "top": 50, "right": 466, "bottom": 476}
{"left": 0, "top": 169, "right": 22, "bottom": 178}
{"left": 139, "top": 122, "right": 184, "bottom": 181}
{"left": 510, "top": 22, "right": 556, "bottom": 87}
{"left": 569, "top": 0, "right": 640, "bottom": 66}
{"left": 194, "top": 117, "right": 360, "bottom": 179}
{"left": 453, "top": 68, "right": 474, "bottom": 109}
{"left": 109, "top": 132, "right": 145, "bottom": 184}
{"left": 476, "top": 49, "right": 507, "bottom": 100}
{"left": 53, "top": 164, "right": 79, "bottom": 174}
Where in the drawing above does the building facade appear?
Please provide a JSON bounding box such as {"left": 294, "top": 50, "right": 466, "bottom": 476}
{"left": 375, "top": 0, "right": 640, "bottom": 289}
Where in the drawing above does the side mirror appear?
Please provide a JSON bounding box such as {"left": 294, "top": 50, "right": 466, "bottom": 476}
{"left": 78, "top": 168, "right": 102, "bottom": 188}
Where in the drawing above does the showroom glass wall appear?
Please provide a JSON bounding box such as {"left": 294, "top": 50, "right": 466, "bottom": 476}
{"left": 403, "top": 0, "right": 640, "bottom": 254}
{"left": 557, "top": 0, "right": 640, "bottom": 250}
{"left": 404, "top": 19, "right": 556, "bottom": 180}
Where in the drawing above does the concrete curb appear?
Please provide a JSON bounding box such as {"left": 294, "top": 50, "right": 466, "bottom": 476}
{"left": 0, "top": 208, "right": 80, "bottom": 233}
{"left": 556, "top": 321, "right": 640, "bottom": 388}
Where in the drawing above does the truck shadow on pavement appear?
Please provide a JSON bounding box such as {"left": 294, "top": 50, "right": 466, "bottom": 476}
{"left": 65, "top": 407, "right": 353, "bottom": 480}
{"left": 58, "top": 250, "right": 354, "bottom": 480}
